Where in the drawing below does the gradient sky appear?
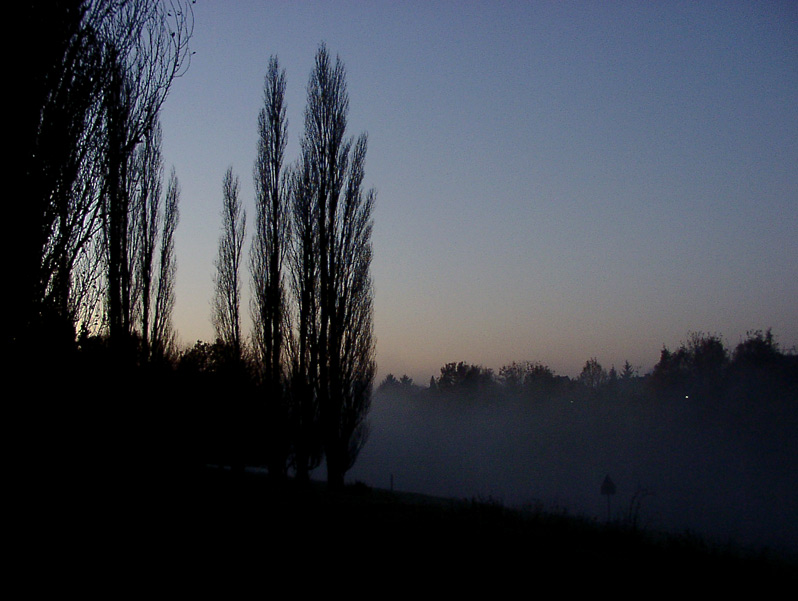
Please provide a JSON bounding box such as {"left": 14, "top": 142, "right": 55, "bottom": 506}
{"left": 159, "top": 1, "right": 797, "bottom": 382}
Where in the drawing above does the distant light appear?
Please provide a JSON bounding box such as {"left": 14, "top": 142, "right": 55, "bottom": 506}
{"left": 685, "top": 395, "right": 689, "bottom": 399}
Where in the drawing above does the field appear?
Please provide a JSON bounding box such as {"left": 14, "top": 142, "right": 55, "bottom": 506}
{"left": 161, "top": 467, "right": 795, "bottom": 586}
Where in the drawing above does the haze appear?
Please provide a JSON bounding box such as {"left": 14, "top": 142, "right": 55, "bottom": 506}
{"left": 350, "top": 382, "right": 798, "bottom": 556}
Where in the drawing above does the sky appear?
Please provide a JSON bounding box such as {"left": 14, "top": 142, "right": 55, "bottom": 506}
{"left": 159, "top": 1, "right": 798, "bottom": 383}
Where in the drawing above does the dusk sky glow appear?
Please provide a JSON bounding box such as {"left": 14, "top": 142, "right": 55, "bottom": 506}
{"left": 160, "top": 1, "right": 797, "bottom": 382}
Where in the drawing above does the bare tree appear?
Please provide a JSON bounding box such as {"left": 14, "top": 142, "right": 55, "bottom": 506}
{"left": 288, "top": 153, "right": 323, "bottom": 482}
{"left": 578, "top": 357, "right": 609, "bottom": 391}
{"left": 213, "top": 167, "right": 246, "bottom": 357}
{"left": 329, "top": 134, "right": 376, "bottom": 476}
{"left": 251, "top": 56, "right": 291, "bottom": 478}
{"left": 252, "top": 56, "right": 290, "bottom": 380}
{"left": 18, "top": 1, "right": 192, "bottom": 358}
{"left": 299, "top": 44, "right": 376, "bottom": 489}
{"left": 102, "top": 0, "right": 193, "bottom": 350}
{"left": 18, "top": 2, "right": 108, "bottom": 353}
{"left": 132, "top": 120, "right": 163, "bottom": 359}
{"left": 16, "top": 2, "right": 191, "bottom": 514}
{"left": 151, "top": 167, "right": 179, "bottom": 362}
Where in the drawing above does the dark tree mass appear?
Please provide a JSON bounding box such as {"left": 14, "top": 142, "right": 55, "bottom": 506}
{"left": 15, "top": 1, "right": 196, "bottom": 561}
{"left": 17, "top": 1, "right": 191, "bottom": 355}
{"left": 17, "top": 2, "right": 377, "bottom": 492}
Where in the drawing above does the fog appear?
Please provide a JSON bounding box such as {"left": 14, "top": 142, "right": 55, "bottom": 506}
{"left": 349, "top": 389, "right": 798, "bottom": 557}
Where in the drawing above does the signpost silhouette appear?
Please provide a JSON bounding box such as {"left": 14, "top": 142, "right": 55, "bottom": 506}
{"left": 601, "top": 475, "right": 616, "bottom": 522}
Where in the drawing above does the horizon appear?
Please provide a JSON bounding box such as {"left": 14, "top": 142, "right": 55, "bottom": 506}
{"left": 159, "top": 2, "right": 798, "bottom": 382}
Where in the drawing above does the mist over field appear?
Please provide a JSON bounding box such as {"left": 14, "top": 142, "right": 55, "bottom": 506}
{"left": 350, "top": 388, "right": 798, "bottom": 556}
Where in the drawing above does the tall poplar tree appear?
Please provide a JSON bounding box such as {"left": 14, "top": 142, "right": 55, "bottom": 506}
{"left": 251, "top": 55, "right": 291, "bottom": 478}
{"left": 299, "top": 44, "right": 376, "bottom": 489}
{"left": 213, "top": 167, "right": 246, "bottom": 358}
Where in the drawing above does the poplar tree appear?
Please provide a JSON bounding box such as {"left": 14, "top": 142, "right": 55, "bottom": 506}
{"left": 299, "top": 44, "right": 376, "bottom": 489}
{"left": 251, "top": 56, "right": 291, "bottom": 478}
{"left": 213, "top": 167, "right": 246, "bottom": 358}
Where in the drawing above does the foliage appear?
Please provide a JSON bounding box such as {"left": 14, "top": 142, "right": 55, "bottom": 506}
{"left": 650, "top": 332, "right": 729, "bottom": 399}
{"left": 578, "top": 357, "right": 609, "bottom": 391}
{"left": 435, "top": 362, "right": 495, "bottom": 394}
{"left": 732, "top": 329, "right": 781, "bottom": 370}
{"left": 727, "top": 329, "right": 798, "bottom": 403}
{"left": 499, "top": 361, "right": 560, "bottom": 399}
{"left": 378, "top": 373, "right": 423, "bottom": 397}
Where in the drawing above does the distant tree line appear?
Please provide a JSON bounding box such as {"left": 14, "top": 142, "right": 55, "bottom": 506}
{"left": 378, "top": 330, "right": 797, "bottom": 406}
{"left": 650, "top": 329, "right": 797, "bottom": 404}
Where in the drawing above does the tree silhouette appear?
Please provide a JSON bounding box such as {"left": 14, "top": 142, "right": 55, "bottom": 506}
{"left": 378, "top": 374, "right": 400, "bottom": 390}
{"left": 213, "top": 167, "right": 246, "bottom": 357}
{"left": 578, "top": 357, "right": 608, "bottom": 391}
{"left": 16, "top": 1, "right": 193, "bottom": 360}
{"left": 102, "top": 1, "right": 193, "bottom": 353}
{"left": 288, "top": 148, "right": 322, "bottom": 482}
{"left": 251, "top": 55, "right": 291, "bottom": 479}
{"left": 150, "top": 168, "right": 180, "bottom": 362}
{"left": 132, "top": 120, "right": 163, "bottom": 360}
{"left": 14, "top": 7, "right": 195, "bottom": 538}
{"left": 499, "top": 361, "right": 557, "bottom": 399}
{"left": 728, "top": 329, "right": 797, "bottom": 403}
{"left": 298, "top": 44, "right": 376, "bottom": 489}
{"left": 18, "top": 2, "right": 107, "bottom": 354}
{"left": 651, "top": 332, "right": 728, "bottom": 400}
{"left": 252, "top": 56, "right": 289, "bottom": 379}
{"left": 436, "top": 362, "right": 495, "bottom": 394}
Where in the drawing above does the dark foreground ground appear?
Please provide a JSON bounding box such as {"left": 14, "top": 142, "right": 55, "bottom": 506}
{"left": 26, "top": 464, "right": 795, "bottom": 592}
{"left": 129, "top": 466, "right": 794, "bottom": 588}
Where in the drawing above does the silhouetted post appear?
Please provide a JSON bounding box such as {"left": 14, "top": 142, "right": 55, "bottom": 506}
{"left": 601, "top": 474, "right": 616, "bottom": 522}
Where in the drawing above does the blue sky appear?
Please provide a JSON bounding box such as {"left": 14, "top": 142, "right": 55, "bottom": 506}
{"left": 160, "top": 1, "right": 797, "bottom": 381}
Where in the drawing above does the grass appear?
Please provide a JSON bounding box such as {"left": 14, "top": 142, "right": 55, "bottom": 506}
{"left": 148, "top": 466, "right": 796, "bottom": 586}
